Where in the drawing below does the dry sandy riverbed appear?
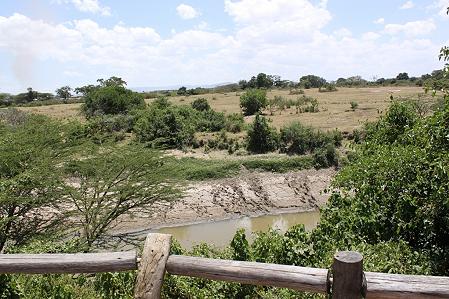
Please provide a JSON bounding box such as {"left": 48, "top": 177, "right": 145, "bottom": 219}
{"left": 113, "top": 167, "right": 336, "bottom": 234}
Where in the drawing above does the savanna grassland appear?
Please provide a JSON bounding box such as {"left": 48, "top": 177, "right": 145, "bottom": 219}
{"left": 19, "top": 86, "right": 426, "bottom": 132}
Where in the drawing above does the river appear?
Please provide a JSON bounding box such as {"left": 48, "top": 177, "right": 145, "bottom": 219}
{"left": 151, "top": 210, "right": 320, "bottom": 249}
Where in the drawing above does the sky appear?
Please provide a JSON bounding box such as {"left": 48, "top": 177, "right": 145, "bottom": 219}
{"left": 0, "top": 0, "right": 448, "bottom": 93}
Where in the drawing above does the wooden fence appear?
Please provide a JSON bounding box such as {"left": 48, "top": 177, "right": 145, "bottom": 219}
{"left": 1, "top": 233, "right": 449, "bottom": 299}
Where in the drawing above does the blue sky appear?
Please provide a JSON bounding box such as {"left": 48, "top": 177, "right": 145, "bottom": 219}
{"left": 0, "top": 0, "right": 448, "bottom": 93}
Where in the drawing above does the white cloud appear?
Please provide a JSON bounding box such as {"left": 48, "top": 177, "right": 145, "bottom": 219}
{"left": 428, "top": 0, "right": 449, "bottom": 17}
{"left": 0, "top": 1, "right": 443, "bottom": 91}
{"left": 195, "top": 21, "right": 209, "bottom": 30}
{"left": 333, "top": 28, "right": 352, "bottom": 39}
{"left": 374, "top": 18, "right": 385, "bottom": 24}
{"left": 55, "top": 0, "right": 111, "bottom": 16}
{"left": 176, "top": 4, "right": 201, "bottom": 20}
{"left": 384, "top": 19, "right": 436, "bottom": 36}
{"left": 362, "top": 32, "right": 381, "bottom": 40}
{"left": 400, "top": 1, "right": 415, "bottom": 9}
{"left": 225, "top": 0, "right": 331, "bottom": 44}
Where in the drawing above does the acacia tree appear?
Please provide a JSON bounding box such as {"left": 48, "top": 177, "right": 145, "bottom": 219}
{"left": 62, "top": 146, "right": 179, "bottom": 250}
{"left": 55, "top": 86, "right": 72, "bottom": 103}
{"left": 0, "top": 111, "right": 65, "bottom": 252}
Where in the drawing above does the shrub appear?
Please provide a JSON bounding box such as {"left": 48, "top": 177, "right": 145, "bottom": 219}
{"left": 196, "top": 109, "right": 226, "bottom": 132}
{"left": 82, "top": 85, "right": 145, "bottom": 117}
{"left": 313, "top": 143, "right": 338, "bottom": 167}
{"left": 240, "top": 89, "right": 268, "bottom": 116}
{"left": 318, "top": 84, "right": 338, "bottom": 92}
{"left": 294, "top": 96, "right": 319, "bottom": 113}
{"left": 246, "top": 114, "right": 279, "bottom": 153}
{"left": 365, "top": 101, "right": 417, "bottom": 144}
{"left": 191, "top": 98, "right": 211, "bottom": 111}
{"left": 225, "top": 113, "right": 245, "bottom": 133}
{"left": 134, "top": 103, "right": 196, "bottom": 149}
{"left": 289, "top": 89, "right": 305, "bottom": 95}
{"left": 280, "top": 122, "right": 339, "bottom": 155}
{"left": 350, "top": 101, "right": 359, "bottom": 110}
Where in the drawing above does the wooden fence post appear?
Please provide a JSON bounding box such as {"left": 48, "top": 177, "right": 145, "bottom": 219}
{"left": 332, "top": 251, "right": 364, "bottom": 299}
{"left": 134, "top": 233, "right": 172, "bottom": 299}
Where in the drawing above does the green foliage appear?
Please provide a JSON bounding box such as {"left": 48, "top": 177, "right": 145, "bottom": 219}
{"left": 279, "top": 122, "right": 341, "bottom": 156}
{"left": 294, "top": 96, "right": 319, "bottom": 113}
{"left": 196, "top": 109, "right": 226, "bottom": 132}
{"left": 246, "top": 114, "right": 279, "bottom": 154}
{"left": 230, "top": 229, "right": 250, "bottom": 261}
{"left": 82, "top": 85, "right": 145, "bottom": 117}
{"left": 318, "top": 83, "right": 337, "bottom": 92}
{"left": 134, "top": 98, "right": 228, "bottom": 149}
{"left": 256, "top": 73, "right": 274, "bottom": 89}
{"left": 225, "top": 113, "right": 245, "bottom": 133}
{"left": 239, "top": 89, "right": 268, "bottom": 116}
{"left": 312, "top": 144, "right": 338, "bottom": 168}
{"left": 350, "top": 101, "right": 359, "bottom": 110}
{"left": 299, "top": 75, "right": 326, "bottom": 89}
{"left": 364, "top": 100, "right": 417, "bottom": 144}
{"left": 0, "top": 113, "right": 68, "bottom": 252}
{"left": 191, "top": 98, "right": 211, "bottom": 111}
{"left": 134, "top": 101, "right": 196, "bottom": 149}
{"left": 62, "top": 145, "right": 179, "bottom": 250}
{"left": 82, "top": 114, "right": 134, "bottom": 144}
{"left": 55, "top": 86, "right": 72, "bottom": 102}
{"left": 396, "top": 72, "right": 410, "bottom": 80}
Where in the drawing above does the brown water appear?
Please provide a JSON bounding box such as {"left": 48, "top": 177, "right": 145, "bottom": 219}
{"left": 154, "top": 211, "right": 320, "bottom": 249}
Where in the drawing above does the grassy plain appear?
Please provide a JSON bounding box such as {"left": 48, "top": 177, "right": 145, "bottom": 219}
{"left": 18, "top": 86, "right": 426, "bottom": 132}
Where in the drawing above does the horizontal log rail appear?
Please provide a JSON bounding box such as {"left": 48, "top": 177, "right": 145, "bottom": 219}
{"left": 0, "top": 251, "right": 137, "bottom": 274}
{"left": 0, "top": 233, "right": 448, "bottom": 299}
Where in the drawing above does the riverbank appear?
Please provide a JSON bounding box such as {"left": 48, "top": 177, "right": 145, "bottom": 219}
{"left": 113, "top": 167, "right": 336, "bottom": 234}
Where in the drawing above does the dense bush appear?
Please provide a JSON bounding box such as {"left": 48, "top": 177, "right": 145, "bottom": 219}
{"left": 225, "top": 113, "right": 245, "bottom": 133}
{"left": 134, "top": 98, "right": 231, "bottom": 148}
{"left": 240, "top": 89, "right": 268, "bottom": 116}
{"left": 279, "top": 122, "right": 342, "bottom": 155}
{"left": 134, "top": 101, "right": 196, "bottom": 149}
{"left": 82, "top": 85, "right": 145, "bottom": 117}
{"left": 246, "top": 114, "right": 279, "bottom": 153}
{"left": 196, "top": 109, "right": 226, "bottom": 132}
{"left": 191, "top": 98, "right": 211, "bottom": 111}
{"left": 364, "top": 101, "right": 417, "bottom": 144}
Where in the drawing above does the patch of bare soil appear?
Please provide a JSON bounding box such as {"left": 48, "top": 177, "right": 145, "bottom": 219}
{"left": 113, "top": 168, "right": 336, "bottom": 233}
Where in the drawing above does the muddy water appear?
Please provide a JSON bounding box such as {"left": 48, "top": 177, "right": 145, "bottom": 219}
{"left": 154, "top": 211, "right": 320, "bottom": 249}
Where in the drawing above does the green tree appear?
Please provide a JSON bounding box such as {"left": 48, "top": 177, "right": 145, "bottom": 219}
{"left": 256, "top": 73, "right": 274, "bottom": 89}
{"left": 0, "top": 112, "right": 66, "bottom": 252}
{"left": 97, "top": 76, "right": 127, "bottom": 87}
{"left": 75, "top": 84, "right": 97, "bottom": 96}
{"left": 240, "top": 89, "right": 268, "bottom": 116}
{"left": 62, "top": 146, "right": 179, "bottom": 250}
{"left": 82, "top": 85, "right": 145, "bottom": 117}
{"left": 299, "top": 75, "right": 326, "bottom": 89}
{"left": 396, "top": 72, "right": 409, "bottom": 80}
{"left": 246, "top": 114, "right": 279, "bottom": 153}
{"left": 177, "top": 86, "right": 187, "bottom": 95}
{"left": 55, "top": 86, "right": 72, "bottom": 103}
